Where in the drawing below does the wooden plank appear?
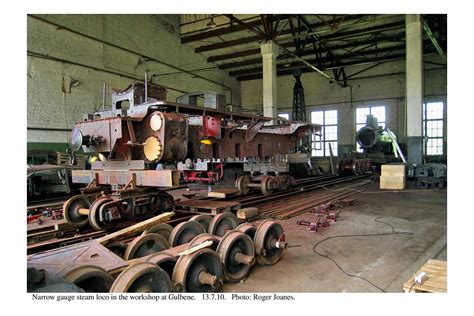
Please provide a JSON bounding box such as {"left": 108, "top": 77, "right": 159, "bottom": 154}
{"left": 403, "top": 259, "right": 447, "bottom": 293}
{"left": 380, "top": 175, "right": 406, "bottom": 190}
{"left": 207, "top": 188, "right": 240, "bottom": 198}
{"left": 96, "top": 212, "right": 174, "bottom": 245}
{"left": 237, "top": 207, "right": 259, "bottom": 219}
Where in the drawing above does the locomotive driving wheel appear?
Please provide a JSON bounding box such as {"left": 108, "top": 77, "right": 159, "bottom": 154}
{"left": 217, "top": 230, "right": 255, "bottom": 282}
{"left": 254, "top": 220, "right": 287, "bottom": 265}
{"left": 124, "top": 233, "right": 170, "bottom": 260}
{"left": 172, "top": 248, "right": 222, "bottom": 292}
{"left": 63, "top": 265, "right": 114, "bottom": 293}
{"left": 110, "top": 262, "right": 172, "bottom": 293}
{"left": 168, "top": 221, "right": 206, "bottom": 247}
{"left": 88, "top": 197, "right": 116, "bottom": 231}
{"left": 186, "top": 233, "right": 220, "bottom": 251}
{"left": 63, "top": 195, "right": 91, "bottom": 228}
{"left": 235, "top": 175, "right": 250, "bottom": 195}
{"left": 147, "top": 252, "right": 177, "bottom": 278}
{"left": 141, "top": 223, "right": 173, "bottom": 240}
{"left": 189, "top": 214, "right": 212, "bottom": 232}
{"left": 208, "top": 212, "right": 238, "bottom": 237}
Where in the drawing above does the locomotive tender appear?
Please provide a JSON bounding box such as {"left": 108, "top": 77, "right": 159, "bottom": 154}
{"left": 63, "top": 82, "right": 320, "bottom": 231}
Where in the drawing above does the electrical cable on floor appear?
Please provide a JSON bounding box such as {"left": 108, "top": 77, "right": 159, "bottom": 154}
{"left": 311, "top": 209, "right": 413, "bottom": 293}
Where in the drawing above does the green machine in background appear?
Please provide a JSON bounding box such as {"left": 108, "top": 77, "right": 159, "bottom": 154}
{"left": 356, "top": 115, "right": 406, "bottom": 164}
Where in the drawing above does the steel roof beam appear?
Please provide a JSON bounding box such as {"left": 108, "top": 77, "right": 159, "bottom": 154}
{"left": 194, "top": 14, "right": 367, "bottom": 53}
{"left": 217, "top": 33, "right": 405, "bottom": 70}
{"left": 228, "top": 44, "right": 408, "bottom": 77}
{"left": 203, "top": 19, "right": 404, "bottom": 58}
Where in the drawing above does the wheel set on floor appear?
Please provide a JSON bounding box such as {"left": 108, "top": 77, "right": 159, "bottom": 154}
{"left": 62, "top": 212, "right": 287, "bottom": 293}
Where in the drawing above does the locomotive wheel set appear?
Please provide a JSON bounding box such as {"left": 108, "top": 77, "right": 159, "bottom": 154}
{"left": 63, "top": 190, "right": 175, "bottom": 231}
{"left": 48, "top": 213, "right": 287, "bottom": 293}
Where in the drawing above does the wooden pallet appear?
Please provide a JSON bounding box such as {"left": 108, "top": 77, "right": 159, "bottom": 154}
{"left": 175, "top": 199, "right": 241, "bottom": 215}
{"left": 403, "top": 259, "right": 447, "bottom": 293}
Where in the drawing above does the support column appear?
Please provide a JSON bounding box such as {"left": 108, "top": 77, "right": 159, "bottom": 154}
{"left": 405, "top": 14, "right": 424, "bottom": 165}
{"left": 261, "top": 41, "right": 278, "bottom": 124}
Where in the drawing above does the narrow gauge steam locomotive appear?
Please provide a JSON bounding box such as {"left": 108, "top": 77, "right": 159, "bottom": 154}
{"left": 63, "top": 82, "right": 320, "bottom": 231}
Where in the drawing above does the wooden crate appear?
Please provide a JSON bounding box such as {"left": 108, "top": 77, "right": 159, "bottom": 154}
{"left": 380, "top": 175, "right": 406, "bottom": 190}
{"left": 403, "top": 259, "right": 447, "bottom": 293}
{"left": 381, "top": 163, "right": 406, "bottom": 177}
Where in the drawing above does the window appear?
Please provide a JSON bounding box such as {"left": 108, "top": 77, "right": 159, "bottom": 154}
{"left": 423, "top": 102, "right": 444, "bottom": 155}
{"left": 311, "top": 110, "right": 338, "bottom": 157}
{"left": 278, "top": 113, "right": 289, "bottom": 120}
{"left": 356, "top": 106, "right": 386, "bottom": 152}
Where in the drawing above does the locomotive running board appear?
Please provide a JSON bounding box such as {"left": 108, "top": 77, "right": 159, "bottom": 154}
{"left": 72, "top": 169, "right": 180, "bottom": 188}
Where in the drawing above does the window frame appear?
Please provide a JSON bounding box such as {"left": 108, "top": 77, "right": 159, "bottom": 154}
{"left": 423, "top": 102, "right": 444, "bottom": 156}
{"left": 311, "top": 109, "right": 338, "bottom": 157}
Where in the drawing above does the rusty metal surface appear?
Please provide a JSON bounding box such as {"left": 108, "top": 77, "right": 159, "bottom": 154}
{"left": 168, "top": 221, "right": 206, "bottom": 247}
{"left": 110, "top": 261, "right": 172, "bottom": 293}
{"left": 27, "top": 240, "right": 127, "bottom": 277}
{"left": 208, "top": 212, "right": 239, "bottom": 237}
{"left": 171, "top": 248, "right": 222, "bottom": 292}
{"left": 123, "top": 233, "right": 170, "bottom": 260}
{"left": 188, "top": 215, "right": 212, "bottom": 232}
{"left": 216, "top": 230, "right": 255, "bottom": 282}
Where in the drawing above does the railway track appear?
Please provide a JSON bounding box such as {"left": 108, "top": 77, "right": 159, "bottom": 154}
{"left": 27, "top": 173, "right": 372, "bottom": 254}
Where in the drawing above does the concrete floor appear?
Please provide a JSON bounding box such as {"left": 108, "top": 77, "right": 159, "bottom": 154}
{"left": 222, "top": 182, "right": 447, "bottom": 293}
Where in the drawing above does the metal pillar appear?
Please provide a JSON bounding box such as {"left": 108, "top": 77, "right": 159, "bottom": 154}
{"left": 292, "top": 69, "right": 306, "bottom": 122}
{"left": 261, "top": 41, "right": 278, "bottom": 124}
{"left": 406, "top": 14, "right": 424, "bottom": 165}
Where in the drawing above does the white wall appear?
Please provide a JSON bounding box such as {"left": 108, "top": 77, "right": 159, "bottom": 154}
{"left": 27, "top": 14, "right": 241, "bottom": 144}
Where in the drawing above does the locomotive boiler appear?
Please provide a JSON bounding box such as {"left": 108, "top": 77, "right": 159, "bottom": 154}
{"left": 63, "top": 82, "right": 319, "bottom": 231}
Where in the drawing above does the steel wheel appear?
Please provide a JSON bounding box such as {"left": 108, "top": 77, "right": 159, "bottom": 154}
{"left": 261, "top": 176, "right": 278, "bottom": 195}
{"left": 187, "top": 233, "right": 220, "bottom": 251}
{"left": 168, "top": 221, "right": 205, "bottom": 247}
{"left": 63, "top": 195, "right": 91, "bottom": 228}
{"left": 105, "top": 240, "right": 128, "bottom": 259}
{"left": 189, "top": 214, "right": 212, "bottom": 232}
{"left": 150, "top": 191, "right": 175, "bottom": 214}
{"left": 235, "top": 175, "right": 250, "bottom": 195}
{"left": 110, "top": 262, "right": 172, "bottom": 293}
{"left": 147, "top": 252, "right": 177, "bottom": 279}
{"left": 124, "top": 233, "right": 170, "bottom": 260}
{"left": 88, "top": 197, "right": 116, "bottom": 231}
{"left": 208, "top": 212, "right": 238, "bottom": 237}
{"left": 172, "top": 248, "right": 222, "bottom": 292}
{"left": 217, "top": 230, "right": 255, "bottom": 282}
{"left": 63, "top": 265, "right": 114, "bottom": 293}
{"left": 236, "top": 223, "right": 257, "bottom": 240}
{"left": 254, "top": 220, "right": 285, "bottom": 265}
{"left": 141, "top": 223, "right": 173, "bottom": 240}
